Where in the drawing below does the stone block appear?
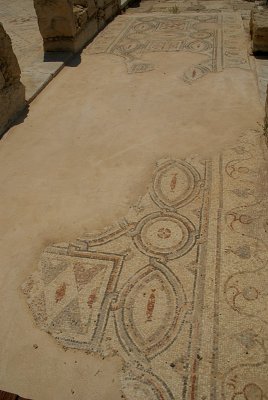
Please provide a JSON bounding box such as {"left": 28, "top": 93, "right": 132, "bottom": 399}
{"left": 250, "top": 8, "right": 268, "bottom": 54}
{"left": 0, "top": 23, "right": 26, "bottom": 136}
{"left": 33, "top": 0, "right": 99, "bottom": 52}
{"left": 103, "top": 0, "right": 119, "bottom": 21}
{"left": 34, "top": 0, "right": 76, "bottom": 38}
{"left": 96, "top": 0, "right": 119, "bottom": 29}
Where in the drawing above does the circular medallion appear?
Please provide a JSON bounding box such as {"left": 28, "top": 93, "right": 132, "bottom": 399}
{"left": 115, "top": 40, "right": 141, "bottom": 56}
{"left": 242, "top": 286, "right": 259, "bottom": 301}
{"left": 133, "top": 21, "right": 156, "bottom": 33}
{"left": 133, "top": 212, "right": 196, "bottom": 259}
{"left": 185, "top": 40, "right": 211, "bottom": 52}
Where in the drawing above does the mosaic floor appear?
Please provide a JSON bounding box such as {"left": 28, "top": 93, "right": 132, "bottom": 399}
{"left": 0, "top": 0, "right": 268, "bottom": 399}
{"left": 87, "top": 12, "right": 250, "bottom": 80}
{"left": 22, "top": 129, "right": 268, "bottom": 399}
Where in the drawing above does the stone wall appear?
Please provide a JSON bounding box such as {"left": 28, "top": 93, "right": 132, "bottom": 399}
{"left": 34, "top": 0, "right": 119, "bottom": 53}
{"left": 250, "top": 8, "right": 268, "bottom": 54}
{"left": 0, "top": 23, "right": 26, "bottom": 137}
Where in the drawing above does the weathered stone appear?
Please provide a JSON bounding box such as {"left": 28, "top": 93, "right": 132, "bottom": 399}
{"left": 250, "top": 8, "right": 268, "bottom": 53}
{"left": 33, "top": 0, "right": 119, "bottom": 53}
{"left": 0, "top": 23, "right": 25, "bottom": 136}
{"left": 265, "top": 84, "right": 268, "bottom": 134}
{"left": 102, "top": 0, "right": 120, "bottom": 22}
{"left": 34, "top": 0, "right": 76, "bottom": 38}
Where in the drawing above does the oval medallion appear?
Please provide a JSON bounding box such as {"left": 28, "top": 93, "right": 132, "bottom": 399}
{"left": 150, "top": 160, "right": 201, "bottom": 209}
{"left": 115, "top": 262, "right": 186, "bottom": 360}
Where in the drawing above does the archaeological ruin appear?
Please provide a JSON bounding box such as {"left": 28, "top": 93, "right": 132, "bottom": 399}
{"left": 0, "top": 0, "right": 268, "bottom": 399}
{"left": 250, "top": 7, "right": 268, "bottom": 53}
{"left": 0, "top": 23, "right": 25, "bottom": 137}
{"left": 33, "top": 0, "right": 119, "bottom": 52}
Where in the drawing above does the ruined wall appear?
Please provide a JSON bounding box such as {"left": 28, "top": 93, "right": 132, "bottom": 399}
{"left": 250, "top": 8, "right": 268, "bottom": 54}
{"left": 34, "top": 0, "right": 119, "bottom": 53}
{"left": 0, "top": 23, "right": 25, "bottom": 136}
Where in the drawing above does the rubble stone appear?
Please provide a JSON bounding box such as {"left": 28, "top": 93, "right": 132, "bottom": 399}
{"left": 0, "top": 23, "right": 26, "bottom": 136}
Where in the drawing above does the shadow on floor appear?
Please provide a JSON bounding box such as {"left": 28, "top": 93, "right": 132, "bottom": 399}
{"left": 65, "top": 53, "right": 82, "bottom": 67}
{"left": 254, "top": 54, "right": 268, "bottom": 60}
{"left": 0, "top": 389, "right": 30, "bottom": 400}
{"left": 44, "top": 51, "right": 72, "bottom": 63}
{"left": 44, "top": 51, "right": 81, "bottom": 67}
{"left": 0, "top": 105, "right": 29, "bottom": 141}
{"left": 127, "top": 0, "right": 141, "bottom": 7}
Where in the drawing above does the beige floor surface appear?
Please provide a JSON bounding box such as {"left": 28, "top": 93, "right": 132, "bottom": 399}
{"left": 0, "top": 1, "right": 267, "bottom": 400}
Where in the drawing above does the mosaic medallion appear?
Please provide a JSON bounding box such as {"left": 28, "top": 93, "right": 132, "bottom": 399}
{"left": 22, "top": 131, "right": 268, "bottom": 399}
{"left": 115, "top": 261, "right": 187, "bottom": 360}
{"left": 132, "top": 212, "right": 196, "bottom": 259}
{"left": 150, "top": 160, "right": 201, "bottom": 209}
{"left": 22, "top": 157, "right": 207, "bottom": 399}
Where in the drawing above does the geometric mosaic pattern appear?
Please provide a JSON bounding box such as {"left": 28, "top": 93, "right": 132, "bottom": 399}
{"left": 22, "top": 129, "right": 268, "bottom": 398}
{"left": 22, "top": 157, "right": 207, "bottom": 399}
{"left": 87, "top": 12, "right": 250, "bottom": 82}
